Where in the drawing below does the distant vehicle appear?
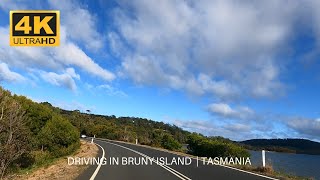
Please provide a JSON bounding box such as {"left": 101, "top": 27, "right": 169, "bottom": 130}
{"left": 81, "top": 134, "right": 87, "bottom": 138}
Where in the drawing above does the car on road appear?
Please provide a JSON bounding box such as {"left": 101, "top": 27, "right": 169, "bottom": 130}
{"left": 81, "top": 134, "right": 87, "bottom": 138}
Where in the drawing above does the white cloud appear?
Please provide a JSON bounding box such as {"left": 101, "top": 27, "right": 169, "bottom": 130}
{"left": 48, "top": 0, "right": 104, "bottom": 50}
{"left": 207, "top": 103, "right": 255, "bottom": 121}
{"left": 111, "top": 0, "right": 300, "bottom": 100}
{"left": 121, "top": 55, "right": 238, "bottom": 99}
{"left": 0, "top": 26, "right": 115, "bottom": 83}
{"left": 97, "top": 84, "right": 128, "bottom": 98}
{"left": 108, "top": 32, "right": 127, "bottom": 57}
{"left": 286, "top": 117, "right": 320, "bottom": 139}
{"left": 198, "top": 74, "right": 238, "bottom": 99}
{"left": 53, "top": 41, "right": 115, "bottom": 81}
{"left": 0, "top": 62, "right": 26, "bottom": 82}
{"left": 0, "top": 0, "right": 115, "bottom": 88}
{"left": 38, "top": 68, "right": 80, "bottom": 91}
{"left": 122, "top": 55, "right": 173, "bottom": 86}
{"left": 225, "top": 123, "right": 251, "bottom": 132}
{"left": 173, "top": 119, "right": 215, "bottom": 133}
{"left": 173, "top": 119, "right": 257, "bottom": 141}
{"left": 0, "top": 0, "right": 27, "bottom": 11}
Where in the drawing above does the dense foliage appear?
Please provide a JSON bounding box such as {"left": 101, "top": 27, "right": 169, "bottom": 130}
{"left": 187, "top": 133, "right": 250, "bottom": 158}
{"left": 54, "top": 108, "right": 189, "bottom": 150}
{"left": 241, "top": 139, "right": 320, "bottom": 155}
{"left": 161, "top": 134, "right": 182, "bottom": 150}
{"left": 52, "top": 106, "right": 250, "bottom": 157}
{"left": 0, "top": 87, "right": 79, "bottom": 177}
{"left": 38, "top": 115, "right": 80, "bottom": 157}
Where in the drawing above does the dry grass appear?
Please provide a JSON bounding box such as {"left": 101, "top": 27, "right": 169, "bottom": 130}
{"left": 234, "top": 164, "right": 315, "bottom": 180}
{"left": 7, "top": 140, "right": 98, "bottom": 180}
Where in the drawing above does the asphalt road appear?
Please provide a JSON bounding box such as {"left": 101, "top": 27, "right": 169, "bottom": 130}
{"left": 77, "top": 138, "right": 277, "bottom": 180}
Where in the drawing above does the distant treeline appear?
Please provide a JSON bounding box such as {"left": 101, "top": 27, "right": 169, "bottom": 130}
{"left": 46, "top": 102, "right": 250, "bottom": 158}
{"left": 240, "top": 139, "right": 320, "bottom": 155}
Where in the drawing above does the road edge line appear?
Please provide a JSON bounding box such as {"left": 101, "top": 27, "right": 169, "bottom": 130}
{"left": 216, "top": 164, "right": 278, "bottom": 180}
{"left": 89, "top": 142, "right": 105, "bottom": 180}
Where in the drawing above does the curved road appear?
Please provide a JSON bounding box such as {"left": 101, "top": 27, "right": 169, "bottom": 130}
{"left": 77, "top": 138, "right": 277, "bottom": 180}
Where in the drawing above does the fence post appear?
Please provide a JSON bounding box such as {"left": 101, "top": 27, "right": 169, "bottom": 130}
{"left": 262, "top": 150, "right": 266, "bottom": 167}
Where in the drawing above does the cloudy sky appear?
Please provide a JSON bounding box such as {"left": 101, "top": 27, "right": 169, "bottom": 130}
{"left": 1, "top": 0, "right": 319, "bottom": 141}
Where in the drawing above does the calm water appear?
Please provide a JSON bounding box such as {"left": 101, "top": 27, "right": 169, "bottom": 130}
{"left": 250, "top": 150, "right": 320, "bottom": 179}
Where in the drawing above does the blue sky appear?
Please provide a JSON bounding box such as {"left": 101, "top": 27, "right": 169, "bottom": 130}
{"left": 0, "top": 0, "right": 320, "bottom": 141}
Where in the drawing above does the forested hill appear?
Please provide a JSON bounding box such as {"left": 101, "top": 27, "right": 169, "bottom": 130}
{"left": 240, "top": 139, "right": 320, "bottom": 155}
{"left": 42, "top": 102, "right": 250, "bottom": 158}
{"left": 43, "top": 102, "right": 191, "bottom": 147}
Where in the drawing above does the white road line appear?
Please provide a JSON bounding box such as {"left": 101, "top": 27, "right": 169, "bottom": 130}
{"left": 180, "top": 156, "right": 278, "bottom": 180}
{"left": 97, "top": 140, "right": 192, "bottom": 180}
{"left": 89, "top": 142, "right": 105, "bottom": 180}
{"left": 99, "top": 138, "right": 278, "bottom": 180}
{"left": 216, "top": 164, "right": 278, "bottom": 180}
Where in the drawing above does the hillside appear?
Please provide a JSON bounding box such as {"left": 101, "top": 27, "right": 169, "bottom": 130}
{"left": 240, "top": 139, "right": 320, "bottom": 155}
{"left": 42, "top": 102, "right": 249, "bottom": 157}
{"left": 42, "top": 103, "right": 191, "bottom": 148}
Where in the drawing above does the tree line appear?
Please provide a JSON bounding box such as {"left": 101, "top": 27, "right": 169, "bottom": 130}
{"left": 241, "top": 139, "right": 320, "bottom": 155}
{"left": 49, "top": 103, "right": 249, "bottom": 157}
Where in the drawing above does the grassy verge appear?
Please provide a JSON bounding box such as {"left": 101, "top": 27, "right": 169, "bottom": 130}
{"left": 4, "top": 140, "right": 97, "bottom": 180}
{"left": 232, "top": 164, "right": 315, "bottom": 180}
{"left": 12, "top": 150, "right": 74, "bottom": 177}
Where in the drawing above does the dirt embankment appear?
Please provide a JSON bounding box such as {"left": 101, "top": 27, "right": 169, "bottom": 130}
{"left": 12, "top": 140, "right": 98, "bottom": 180}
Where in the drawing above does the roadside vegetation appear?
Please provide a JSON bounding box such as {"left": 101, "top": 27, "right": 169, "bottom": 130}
{"left": 187, "top": 133, "right": 250, "bottom": 157}
{"left": 8, "top": 140, "right": 98, "bottom": 180}
{"left": 0, "top": 86, "right": 250, "bottom": 178}
{"left": 234, "top": 164, "right": 315, "bottom": 180}
{"left": 0, "top": 87, "right": 79, "bottom": 178}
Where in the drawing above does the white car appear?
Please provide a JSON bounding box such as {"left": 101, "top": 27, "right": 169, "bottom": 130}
{"left": 81, "top": 134, "right": 87, "bottom": 138}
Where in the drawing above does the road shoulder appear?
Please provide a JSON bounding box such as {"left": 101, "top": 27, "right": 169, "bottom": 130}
{"left": 10, "top": 140, "right": 98, "bottom": 180}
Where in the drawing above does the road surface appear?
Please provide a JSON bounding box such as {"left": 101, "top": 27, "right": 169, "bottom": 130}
{"left": 77, "top": 138, "right": 277, "bottom": 180}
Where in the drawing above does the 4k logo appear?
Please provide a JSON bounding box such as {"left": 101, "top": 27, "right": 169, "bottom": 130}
{"left": 10, "top": 10, "right": 60, "bottom": 46}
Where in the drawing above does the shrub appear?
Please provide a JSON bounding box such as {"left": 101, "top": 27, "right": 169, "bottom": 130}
{"left": 0, "top": 94, "right": 31, "bottom": 178}
{"left": 187, "top": 133, "right": 250, "bottom": 158}
{"left": 161, "top": 134, "right": 182, "bottom": 150}
{"left": 38, "top": 115, "right": 80, "bottom": 157}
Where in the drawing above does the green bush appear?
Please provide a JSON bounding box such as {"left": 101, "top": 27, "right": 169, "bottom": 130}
{"left": 161, "top": 134, "right": 182, "bottom": 150}
{"left": 32, "top": 150, "right": 52, "bottom": 167}
{"left": 38, "top": 115, "right": 80, "bottom": 157}
{"left": 1, "top": 87, "right": 81, "bottom": 178}
{"left": 187, "top": 133, "right": 250, "bottom": 158}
